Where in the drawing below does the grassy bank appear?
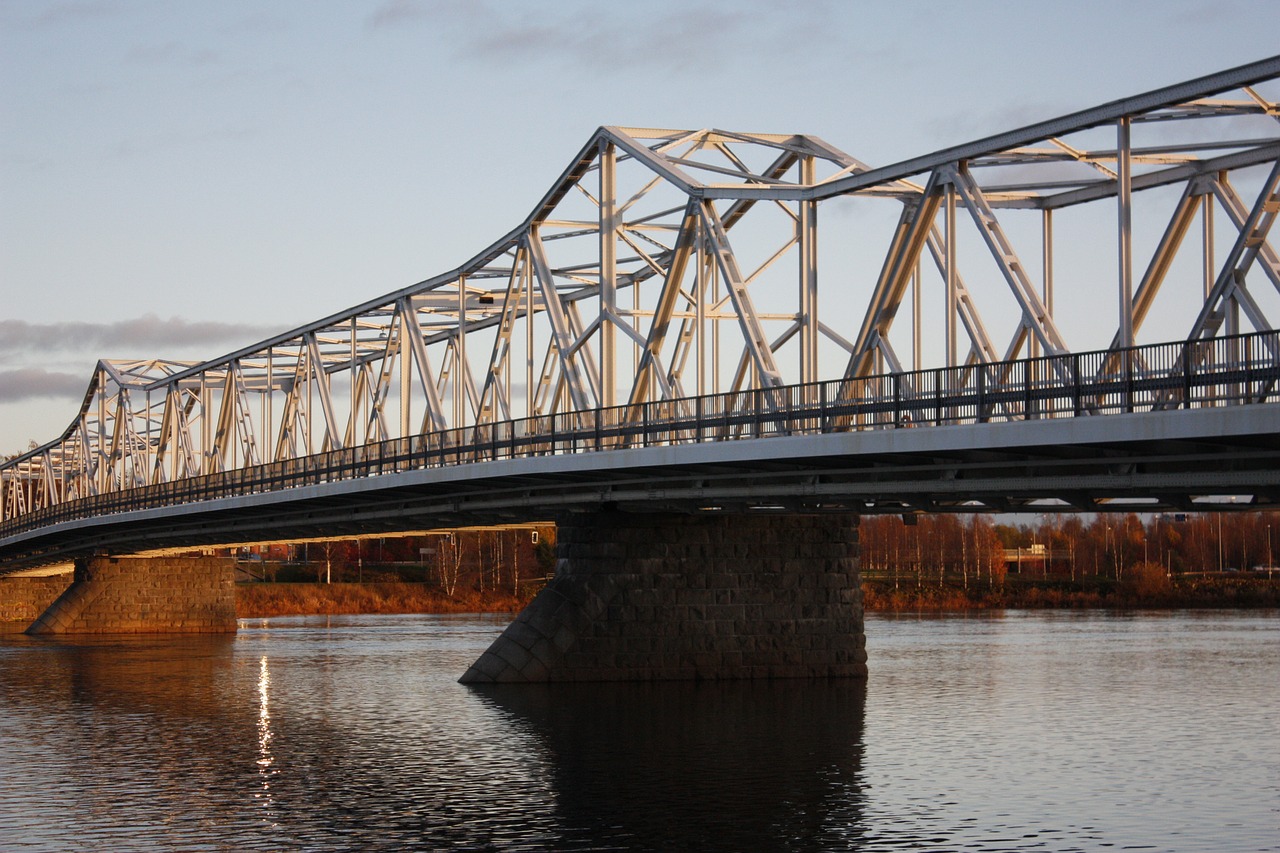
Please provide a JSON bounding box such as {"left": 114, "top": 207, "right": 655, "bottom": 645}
{"left": 862, "top": 574, "right": 1280, "bottom": 612}
{"left": 236, "top": 582, "right": 537, "bottom": 618}
{"left": 237, "top": 574, "right": 1279, "bottom": 618}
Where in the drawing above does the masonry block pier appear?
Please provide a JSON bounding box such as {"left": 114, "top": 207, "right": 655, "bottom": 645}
{"left": 460, "top": 511, "right": 866, "bottom": 683}
{"left": 24, "top": 556, "right": 237, "bottom": 634}
{"left": 0, "top": 574, "right": 73, "bottom": 631}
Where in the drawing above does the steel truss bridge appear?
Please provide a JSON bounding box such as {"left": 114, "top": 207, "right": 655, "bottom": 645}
{"left": 3, "top": 57, "right": 1280, "bottom": 569}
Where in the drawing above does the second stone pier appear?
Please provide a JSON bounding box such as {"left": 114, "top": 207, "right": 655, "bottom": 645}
{"left": 25, "top": 555, "right": 237, "bottom": 635}
{"left": 460, "top": 510, "right": 866, "bottom": 683}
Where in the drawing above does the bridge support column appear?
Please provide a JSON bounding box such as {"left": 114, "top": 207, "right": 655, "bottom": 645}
{"left": 25, "top": 556, "right": 237, "bottom": 635}
{"left": 460, "top": 510, "right": 866, "bottom": 683}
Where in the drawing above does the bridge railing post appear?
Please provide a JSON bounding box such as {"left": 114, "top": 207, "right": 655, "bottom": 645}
{"left": 819, "top": 380, "right": 828, "bottom": 433}
{"left": 1023, "top": 359, "right": 1033, "bottom": 420}
{"left": 1072, "top": 354, "right": 1082, "bottom": 416}
{"left": 1124, "top": 347, "right": 1135, "bottom": 414}
{"left": 896, "top": 371, "right": 906, "bottom": 425}
{"left": 933, "top": 368, "right": 942, "bottom": 426}
{"left": 1181, "top": 339, "right": 1197, "bottom": 409}
{"left": 976, "top": 367, "right": 986, "bottom": 423}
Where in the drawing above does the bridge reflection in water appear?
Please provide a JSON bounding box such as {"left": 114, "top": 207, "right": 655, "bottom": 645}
{"left": 2, "top": 613, "right": 1274, "bottom": 850}
{"left": 473, "top": 681, "right": 867, "bottom": 848}
{"left": 0, "top": 618, "right": 867, "bottom": 850}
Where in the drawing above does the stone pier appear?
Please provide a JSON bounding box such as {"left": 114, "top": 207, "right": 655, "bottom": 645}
{"left": 460, "top": 510, "right": 866, "bottom": 683}
{"left": 0, "top": 573, "right": 74, "bottom": 632}
{"left": 25, "top": 556, "right": 237, "bottom": 634}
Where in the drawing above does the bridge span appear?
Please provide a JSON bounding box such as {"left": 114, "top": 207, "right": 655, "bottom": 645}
{"left": 2, "top": 330, "right": 1278, "bottom": 568}
{"left": 3, "top": 58, "right": 1279, "bottom": 679}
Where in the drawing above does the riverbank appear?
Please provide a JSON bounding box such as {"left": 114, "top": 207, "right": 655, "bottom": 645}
{"left": 236, "top": 582, "right": 535, "bottom": 618}
{"left": 234, "top": 574, "right": 1280, "bottom": 618}
{"left": 861, "top": 575, "right": 1280, "bottom": 611}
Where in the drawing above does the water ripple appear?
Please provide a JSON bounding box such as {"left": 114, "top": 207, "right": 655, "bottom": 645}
{"left": 0, "top": 611, "right": 1276, "bottom": 851}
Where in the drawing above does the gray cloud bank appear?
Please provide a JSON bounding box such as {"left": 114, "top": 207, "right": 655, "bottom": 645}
{"left": 0, "top": 368, "right": 89, "bottom": 402}
{"left": 365, "top": 0, "right": 833, "bottom": 71}
{"left": 0, "top": 315, "right": 276, "bottom": 356}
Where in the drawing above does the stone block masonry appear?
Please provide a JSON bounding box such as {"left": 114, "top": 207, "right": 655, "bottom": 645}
{"left": 460, "top": 510, "right": 866, "bottom": 683}
{"left": 25, "top": 556, "right": 237, "bottom": 634}
{"left": 0, "top": 575, "right": 73, "bottom": 631}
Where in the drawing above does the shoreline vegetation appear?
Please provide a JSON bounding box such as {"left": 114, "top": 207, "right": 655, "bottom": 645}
{"left": 234, "top": 574, "right": 1280, "bottom": 619}
{"left": 229, "top": 511, "right": 1280, "bottom": 618}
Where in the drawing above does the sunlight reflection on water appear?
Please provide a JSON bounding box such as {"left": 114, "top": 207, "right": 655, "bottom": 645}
{"left": 0, "top": 611, "right": 1275, "bottom": 851}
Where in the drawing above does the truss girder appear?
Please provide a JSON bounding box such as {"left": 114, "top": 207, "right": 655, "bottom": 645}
{"left": 1189, "top": 159, "right": 1280, "bottom": 339}
{"left": 1212, "top": 175, "right": 1280, "bottom": 294}
{"left": 845, "top": 175, "right": 944, "bottom": 379}
{"left": 948, "top": 166, "right": 1068, "bottom": 358}
{"left": 3, "top": 57, "right": 1280, "bottom": 527}
{"left": 698, "top": 201, "right": 785, "bottom": 388}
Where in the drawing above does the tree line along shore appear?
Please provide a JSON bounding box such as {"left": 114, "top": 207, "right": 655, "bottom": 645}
{"left": 229, "top": 514, "right": 1280, "bottom": 618}
{"left": 235, "top": 574, "right": 1279, "bottom": 619}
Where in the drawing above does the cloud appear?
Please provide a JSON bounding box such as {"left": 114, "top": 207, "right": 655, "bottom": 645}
{"left": 0, "top": 368, "right": 88, "bottom": 402}
{"left": 125, "top": 41, "right": 219, "bottom": 68}
{"left": 367, "top": 0, "right": 438, "bottom": 29}
{"left": 0, "top": 1, "right": 114, "bottom": 30}
{"left": 0, "top": 315, "right": 278, "bottom": 357}
{"left": 364, "top": 0, "right": 842, "bottom": 72}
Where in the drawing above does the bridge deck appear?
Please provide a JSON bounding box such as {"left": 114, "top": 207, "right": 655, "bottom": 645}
{"left": 3, "top": 332, "right": 1277, "bottom": 571}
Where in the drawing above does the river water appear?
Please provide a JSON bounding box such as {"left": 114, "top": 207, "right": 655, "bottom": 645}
{"left": 0, "top": 610, "right": 1275, "bottom": 852}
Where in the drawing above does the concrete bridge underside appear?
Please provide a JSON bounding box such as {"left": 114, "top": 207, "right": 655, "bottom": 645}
{"left": 2, "top": 405, "right": 1275, "bottom": 571}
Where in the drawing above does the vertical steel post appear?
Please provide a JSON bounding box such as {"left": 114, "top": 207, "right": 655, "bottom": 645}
{"left": 526, "top": 250, "right": 535, "bottom": 419}
{"left": 265, "top": 347, "right": 274, "bottom": 462}
{"left": 799, "top": 156, "right": 818, "bottom": 384}
{"left": 457, "top": 274, "right": 467, "bottom": 428}
{"left": 1203, "top": 185, "right": 1216, "bottom": 300}
{"left": 200, "top": 371, "right": 211, "bottom": 476}
{"left": 1117, "top": 117, "right": 1134, "bottom": 349}
{"left": 911, "top": 260, "right": 922, "bottom": 370}
{"left": 599, "top": 141, "right": 617, "bottom": 407}
{"left": 1036, "top": 208, "right": 1055, "bottom": 362}
{"left": 1042, "top": 208, "right": 1054, "bottom": 319}
{"left": 1036, "top": 208, "right": 1054, "bottom": 403}
{"left": 144, "top": 388, "right": 152, "bottom": 486}
{"left": 695, "top": 223, "right": 706, "bottom": 397}
{"left": 400, "top": 306, "right": 412, "bottom": 439}
{"left": 350, "top": 316, "right": 359, "bottom": 443}
{"left": 710, "top": 238, "right": 720, "bottom": 394}
{"left": 945, "top": 181, "right": 957, "bottom": 370}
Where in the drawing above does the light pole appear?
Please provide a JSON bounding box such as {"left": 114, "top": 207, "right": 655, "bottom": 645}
{"left": 1217, "top": 512, "right": 1224, "bottom": 572}
{"left": 1105, "top": 524, "right": 1113, "bottom": 579}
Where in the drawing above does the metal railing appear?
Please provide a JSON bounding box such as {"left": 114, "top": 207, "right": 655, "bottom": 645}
{"left": 3, "top": 331, "right": 1277, "bottom": 542}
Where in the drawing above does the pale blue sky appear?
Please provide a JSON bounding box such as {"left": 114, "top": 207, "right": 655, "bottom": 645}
{"left": 3, "top": 0, "right": 1279, "bottom": 453}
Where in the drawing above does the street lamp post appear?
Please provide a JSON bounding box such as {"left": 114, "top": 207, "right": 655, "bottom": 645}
{"left": 1105, "top": 524, "right": 1113, "bottom": 579}
{"left": 1217, "top": 512, "right": 1224, "bottom": 572}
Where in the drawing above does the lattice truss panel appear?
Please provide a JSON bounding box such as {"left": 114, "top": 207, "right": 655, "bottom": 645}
{"left": 3, "top": 58, "right": 1278, "bottom": 520}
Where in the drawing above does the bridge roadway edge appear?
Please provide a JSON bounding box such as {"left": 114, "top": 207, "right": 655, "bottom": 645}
{"left": 2, "top": 403, "right": 1277, "bottom": 571}
{"left": 459, "top": 509, "right": 867, "bottom": 683}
